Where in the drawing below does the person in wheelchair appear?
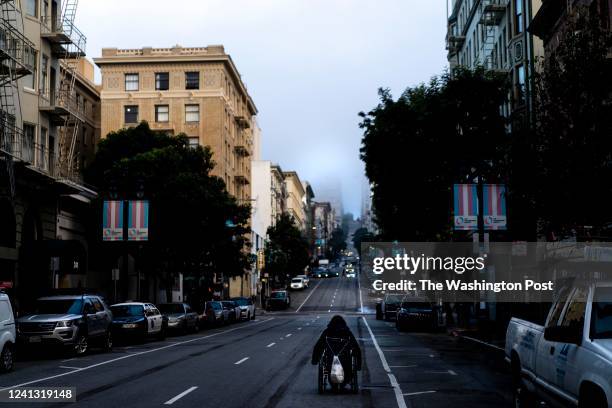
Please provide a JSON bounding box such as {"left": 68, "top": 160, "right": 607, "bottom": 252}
{"left": 311, "top": 315, "right": 362, "bottom": 392}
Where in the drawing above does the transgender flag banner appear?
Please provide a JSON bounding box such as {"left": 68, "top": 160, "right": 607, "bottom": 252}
{"left": 483, "top": 184, "right": 507, "bottom": 230}
{"left": 128, "top": 200, "right": 149, "bottom": 241}
{"left": 453, "top": 184, "right": 478, "bottom": 230}
{"left": 103, "top": 201, "right": 124, "bottom": 241}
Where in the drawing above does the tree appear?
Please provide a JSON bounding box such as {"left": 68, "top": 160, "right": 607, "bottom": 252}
{"left": 533, "top": 8, "right": 612, "bottom": 239}
{"left": 359, "top": 68, "right": 508, "bottom": 241}
{"left": 86, "top": 122, "right": 251, "bottom": 299}
{"left": 327, "top": 227, "right": 347, "bottom": 259}
{"left": 264, "top": 213, "right": 309, "bottom": 286}
{"left": 352, "top": 227, "right": 376, "bottom": 256}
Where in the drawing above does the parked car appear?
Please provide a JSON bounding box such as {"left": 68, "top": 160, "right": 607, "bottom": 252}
{"left": 506, "top": 281, "right": 612, "bottom": 408}
{"left": 200, "top": 301, "right": 227, "bottom": 326}
{"left": 230, "top": 297, "right": 256, "bottom": 321}
{"left": 221, "top": 301, "right": 241, "bottom": 323}
{"left": 0, "top": 293, "right": 16, "bottom": 372}
{"left": 396, "top": 299, "right": 445, "bottom": 332}
{"left": 158, "top": 303, "right": 199, "bottom": 333}
{"left": 290, "top": 277, "right": 305, "bottom": 290}
{"left": 375, "top": 294, "right": 404, "bottom": 321}
{"left": 110, "top": 302, "right": 167, "bottom": 342}
{"left": 17, "top": 295, "right": 113, "bottom": 355}
{"left": 296, "top": 275, "right": 310, "bottom": 288}
{"left": 267, "top": 290, "right": 291, "bottom": 311}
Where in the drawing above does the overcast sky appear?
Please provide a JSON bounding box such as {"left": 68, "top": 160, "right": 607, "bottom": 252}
{"left": 76, "top": 0, "right": 448, "bottom": 216}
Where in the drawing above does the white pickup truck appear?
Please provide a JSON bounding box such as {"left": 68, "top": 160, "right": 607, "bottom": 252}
{"left": 505, "top": 282, "right": 612, "bottom": 408}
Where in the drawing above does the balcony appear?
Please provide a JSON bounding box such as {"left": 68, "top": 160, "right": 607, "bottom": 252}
{"left": 480, "top": 0, "right": 507, "bottom": 26}
{"left": 234, "top": 145, "right": 250, "bottom": 157}
{"left": 235, "top": 115, "right": 250, "bottom": 129}
{"left": 40, "top": 16, "right": 86, "bottom": 58}
{"left": 446, "top": 35, "right": 466, "bottom": 52}
{"left": 234, "top": 175, "right": 249, "bottom": 185}
{"left": 39, "top": 89, "right": 86, "bottom": 124}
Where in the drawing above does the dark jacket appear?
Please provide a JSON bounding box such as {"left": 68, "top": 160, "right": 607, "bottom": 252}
{"left": 311, "top": 316, "right": 362, "bottom": 373}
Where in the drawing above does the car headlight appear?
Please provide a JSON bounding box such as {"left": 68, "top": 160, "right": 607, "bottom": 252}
{"left": 56, "top": 320, "right": 74, "bottom": 328}
{"left": 122, "top": 323, "right": 139, "bottom": 329}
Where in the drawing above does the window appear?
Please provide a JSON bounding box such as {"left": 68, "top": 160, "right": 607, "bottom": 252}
{"left": 125, "top": 73, "right": 139, "bottom": 91}
{"left": 514, "top": 0, "right": 524, "bottom": 34}
{"left": 188, "top": 137, "right": 199, "bottom": 148}
{"left": 24, "top": 0, "right": 37, "bottom": 17}
{"left": 185, "top": 72, "right": 200, "bottom": 90}
{"left": 23, "top": 124, "right": 35, "bottom": 162}
{"left": 92, "top": 298, "right": 104, "bottom": 312}
{"left": 560, "top": 287, "right": 588, "bottom": 332}
{"left": 40, "top": 54, "right": 48, "bottom": 95}
{"left": 124, "top": 105, "right": 138, "bottom": 123}
{"left": 23, "top": 50, "right": 37, "bottom": 89}
{"left": 155, "top": 72, "right": 169, "bottom": 90}
{"left": 185, "top": 104, "right": 199, "bottom": 123}
{"left": 516, "top": 64, "right": 526, "bottom": 105}
{"left": 39, "top": 127, "right": 47, "bottom": 169}
{"left": 155, "top": 105, "right": 169, "bottom": 122}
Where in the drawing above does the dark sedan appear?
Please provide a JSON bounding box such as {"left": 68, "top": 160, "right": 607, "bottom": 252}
{"left": 266, "top": 290, "right": 290, "bottom": 311}
{"left": 158, "top": 303, "right": 199, "bottom": 334}
{"left": 396, "top": 300, "right": 444, "bottom": 332}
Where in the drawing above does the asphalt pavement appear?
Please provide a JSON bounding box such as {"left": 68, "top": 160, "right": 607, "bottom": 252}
{"left": 0, "top": 275, "right": 513, "bottom": 407}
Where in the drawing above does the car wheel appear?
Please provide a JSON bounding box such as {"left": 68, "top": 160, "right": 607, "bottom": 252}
{"left": 73, "top": 332, "right": 88, "bottom": 356}
{"left": 0, "top": 343, "right": 14, "bottom": 372}
{"left": 102, "top": 330, "right": 113, "bottom": 351}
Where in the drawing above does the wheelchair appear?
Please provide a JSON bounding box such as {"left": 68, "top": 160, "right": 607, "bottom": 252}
{"left": 317, "top": 336, "right": 359, "bottom": 394}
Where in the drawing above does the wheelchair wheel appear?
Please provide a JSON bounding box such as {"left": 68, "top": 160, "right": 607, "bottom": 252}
{"left": 350, "top": 356, "right": 359, "bottom": 394}
{"left": 318, "top": 361, "right": 326, "bottom": 394}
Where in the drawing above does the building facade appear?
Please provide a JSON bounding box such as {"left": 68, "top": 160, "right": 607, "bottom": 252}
{"left": 446, "top": 0, "right": 544, "bottom": 126}
{"left": 0, "top": 0, "right": 98, "bottom": 310}
{"left": 94, "top": 45, "right": 258, "bottom": 203}
{"left": 311, "top": 202, "right": 333, "bottom": 258}
{"left": 282, "top": 171, "right": 307, "bottom": 231}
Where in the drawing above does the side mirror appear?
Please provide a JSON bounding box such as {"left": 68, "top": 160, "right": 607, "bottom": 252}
{"left": 544, "top": 326, "right": 582, "bottom": 345}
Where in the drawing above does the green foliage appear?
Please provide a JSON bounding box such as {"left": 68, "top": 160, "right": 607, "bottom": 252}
{"left": 265, "top": 213, "right": 310, "bottom": 285}
{"left": 86, "top": 122, "right": 252, "bottom": 284}
{"left": 327, "top": 227, "right": 347, "bottom": 259}
{"left": 533, "top": 8, "right": 612, "bottom": 238}
{"left": 359, "top": 68, "right": 508, "bottom": 241}
{"left": 352, "top": 227, "right": 376, "bottom": 256}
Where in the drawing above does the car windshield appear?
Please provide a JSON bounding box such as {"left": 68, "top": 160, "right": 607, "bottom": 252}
{"left": 591, "top": 287, "right": 612, "bottom": 339}
{"left": 111, "top": 305, "right": 144, "bottom": 317}
{"left": 158, "top": 304, "right": 184, "bottom": 314}
{"left": 401, "top": 302, "right": 432, "bottom": 311}
{"left": 385, "top": 295, "right": 404, "bottom": 304}
{"left": 35, "top": 299, "right": 83, "bottom": 315}
{"left": 292, "top": 279, "right": 302, "bottom": 283}
{"left": 232, "top": 298, "right": 248, "bottom": 306}
{"left": 271, "top": 292, "right": 286, "bottom": 299}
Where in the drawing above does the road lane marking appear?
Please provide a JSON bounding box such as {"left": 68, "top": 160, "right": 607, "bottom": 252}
{"left": 58, "top": 366, "right": 81, "bottom": 370}
{"left": 295, "top": 279, "right": 324, "bottom": 313}
{"left": 362, "top": 317, "right": 407, "bottom": 408}
{"left": 389, "top": 365, "right": 417, "bottom": 368}
{"left": 424, "top": 370, "right": 457, "bottom": 375}
{"left": 448, "top": 370, "right": 457, "bottom": 376}
{"left": 0, "top": 318, "right": 276, "bottom": 391}
{"left": 297, "top": 327, "right": 302, "bottom": 330}
{"left": 328, "top": 309, "right": 331, "bottom": 313}
{"left": 285, "top": 333, "right": 292, "bottom": 337}
{"left": 358, "top": 268, "right": 363, "bottom": 313}
{"left": 403, "top": 390, "right": 436, "bottom": 397}
{"left": 234, "top": 357, "right": 249, "bottom": 365}
{"left": 164, "top": 386, "right": 198, "bottom": 405}
{"left": 60, "top": 358, "right": 76, "bottom": 363}
{"left": 266, "top": 343, "right": 276, "bottom": 348}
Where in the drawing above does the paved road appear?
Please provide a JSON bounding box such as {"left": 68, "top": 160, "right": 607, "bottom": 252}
{"left": 0, "top": 275, "right": 513, "bottom": 407}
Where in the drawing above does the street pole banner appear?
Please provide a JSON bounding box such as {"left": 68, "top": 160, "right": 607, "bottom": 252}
{"left": 453, "top": 184, "right": 478, "bottom": 230}
{"left": 103, "top": 200, "right": 124, "bottom": 241}
{"left": 483, "top": 184, "right": 507, "bottom": 230}
{"left": 128, "top": 200, "right": 149, "bottom": 241}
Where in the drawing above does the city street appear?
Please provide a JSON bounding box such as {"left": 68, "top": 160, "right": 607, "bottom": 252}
{"left": 0, "top": 275, "right": 513, "bottom": 408}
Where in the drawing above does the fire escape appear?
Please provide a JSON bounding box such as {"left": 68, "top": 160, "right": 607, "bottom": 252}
{"left": 478, "top": 0, "right": 508, "bottom": 71}
{"left": 0, "top": 0, "right": 36, "bottom": 203}
{"left": 40, "top": 0, "right": 86, "bottom": 185}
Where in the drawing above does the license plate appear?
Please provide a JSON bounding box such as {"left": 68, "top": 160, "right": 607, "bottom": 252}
{"left": 28, "top": 336, "right": 41, "bottom": 343}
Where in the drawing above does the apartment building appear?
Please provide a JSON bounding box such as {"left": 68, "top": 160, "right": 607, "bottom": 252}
{"left": 94, "top": 45, "right": 258, "bottom": 203}
{"left": 283, "top": 171, "right": 307, "bottom": 231}
{"left": 446, "top": 0, "right": 544, "bottom": 125}
{"left": 312, "top": 201, "right": 333, "bottom": 258}
{"left": 0, "top": 0, "right": 97, "bottom": 308}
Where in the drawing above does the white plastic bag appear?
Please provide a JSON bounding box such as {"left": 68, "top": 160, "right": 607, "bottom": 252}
{"left": 330, "top": 356, "right": 345, "bottom": 384}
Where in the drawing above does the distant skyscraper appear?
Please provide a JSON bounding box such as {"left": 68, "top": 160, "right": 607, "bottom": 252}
{"left": 314, "top": 179, "right": 343, "bottom": 227}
